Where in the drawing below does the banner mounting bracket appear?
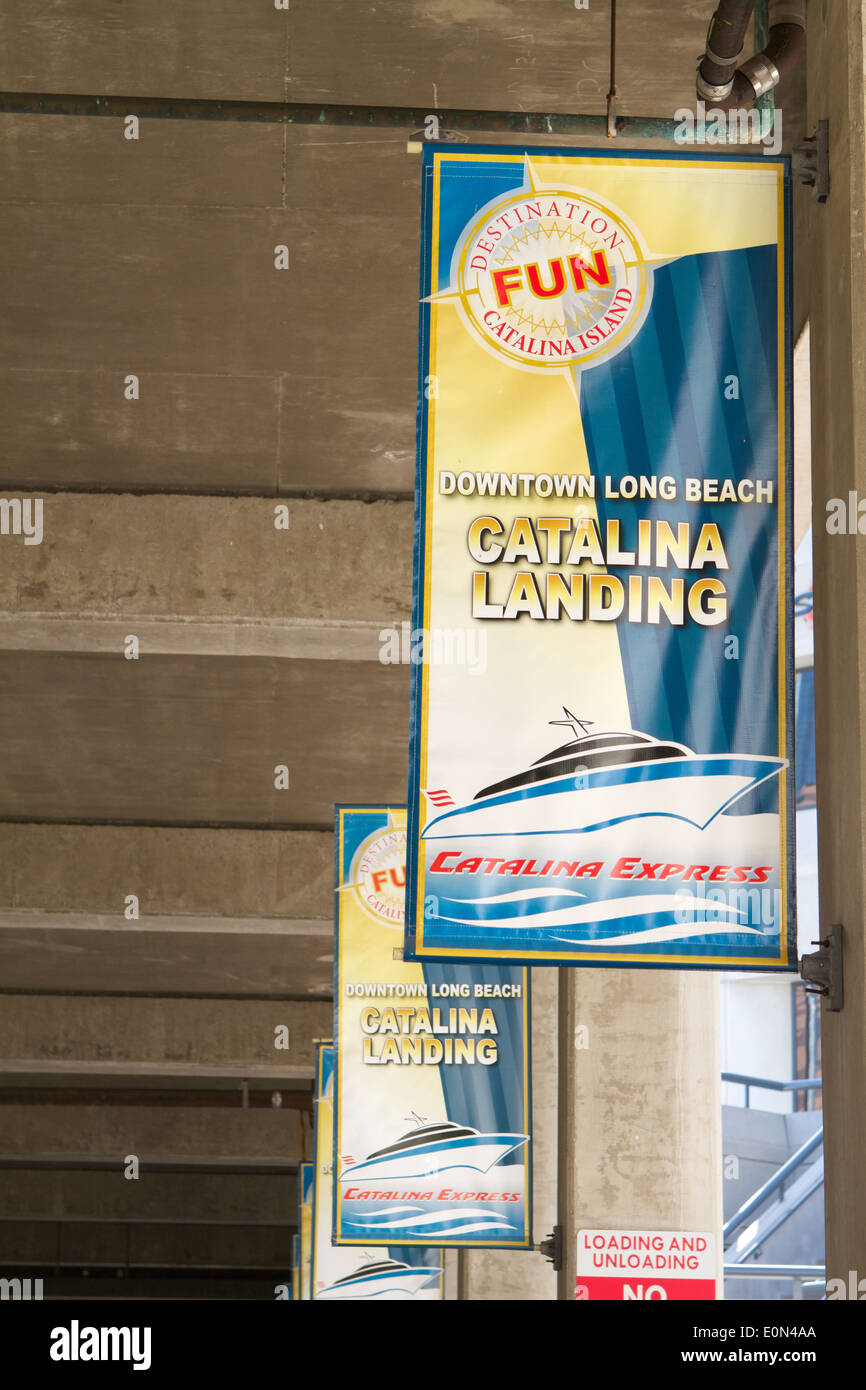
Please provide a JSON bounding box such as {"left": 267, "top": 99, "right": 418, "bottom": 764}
{"left": 793, "top": 120, "right": 829, "bottom": 203}
{"left": 540, "top": 1225, "right": 563, "bottom": 1271}
{"left": 800, "top": 922, "right": 843, "bottom": 1011}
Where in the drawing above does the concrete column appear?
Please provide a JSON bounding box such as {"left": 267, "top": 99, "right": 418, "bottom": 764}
{"left": 557, "top": 970, "right": 722, "bottom": 1300}
{"left": 457, "top": 967, "right": 558, "bottom": 1300}
{"left": 806, "top": 0, "right": 866, "bottom": 1286}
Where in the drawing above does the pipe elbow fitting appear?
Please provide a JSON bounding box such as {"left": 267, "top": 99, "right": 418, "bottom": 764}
{"left": 696, "top": 1, "right": 805, "bottom": 111}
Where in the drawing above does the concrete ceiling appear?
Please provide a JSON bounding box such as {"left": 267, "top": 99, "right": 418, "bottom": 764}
{"left": 1, "top": 2, "right": 718, "bottom": 112}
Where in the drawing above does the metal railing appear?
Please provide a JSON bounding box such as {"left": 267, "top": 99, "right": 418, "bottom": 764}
{"left": 723, "top": 1127, "right": 823, "bottom": 1245}
{"left": 722, "top": 1072, "right": 824, "bottom": 1294}
{"left": 723, "top": 1264, "right": 825, "bottom": 1300}
{"left": 722, "top": 1071, "right": 822, "bottom": 1109}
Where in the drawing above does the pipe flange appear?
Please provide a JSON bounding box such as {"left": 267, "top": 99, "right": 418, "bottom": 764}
{"left": 697, "top": 71, "right": 735, "bottom": 102}
{"left": 740, "top": 53, "right": 782, "bottom": 98}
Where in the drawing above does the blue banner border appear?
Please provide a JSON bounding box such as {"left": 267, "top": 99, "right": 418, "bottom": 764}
{"left": 333, "top": 803, "right": 534, "bottom": 1249}
{"left": 404, "top": 143, "right": 796, "bottom": 973}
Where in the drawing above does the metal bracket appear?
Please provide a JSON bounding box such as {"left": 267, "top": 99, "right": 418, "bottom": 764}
{"left": 800, "top": 922, "right": 844, "bottom": 1011}
{"left": 539, "top": 1224, "right": 563, "bottom": 1271}
{"left": 793, "top": 120, "right": 829, "bottom": 203}
{"left": 606, "top": 92, "right": 617, "bottom": 140}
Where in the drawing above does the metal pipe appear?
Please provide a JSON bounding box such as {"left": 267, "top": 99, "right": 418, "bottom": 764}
{"left": 698, "top": 1, "right": 756, "bottom": 103}
{"left": 700, "top": 0, "right": 806, "bottom": 111}
{"left": 806, "top": 991, "right": 820, "bottom": 1112}
{"left": 0, "top": 90, "right": 769, "bottom": 145}
{"left": 723, "top": 1127, "right": 823, "bottom": 1243}
{"left": 606, "top": 0, "right": 617, "bottom": 139}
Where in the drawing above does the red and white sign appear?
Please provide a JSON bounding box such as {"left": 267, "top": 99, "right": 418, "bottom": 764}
{"left": 576, "top": 1228, "right": 717, "bottom": 1301}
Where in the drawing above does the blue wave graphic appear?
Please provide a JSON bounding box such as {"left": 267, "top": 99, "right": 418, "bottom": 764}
{"left": 441, "top": 888, "right": 585, "bottom": 921}
{"left": 347, "top": 1208, "right": 517, "bottom": 1236}
{"left": 429, "top": 885, "right": 778, "bottom": 948}
{"left": 351, "top": 1208, "right": 510, "bottom": 1225}
{"left": 456, "top": 887, "right": 586, "bottom": 905}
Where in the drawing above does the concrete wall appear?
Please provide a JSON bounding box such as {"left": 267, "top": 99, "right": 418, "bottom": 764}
{"left": 720, "top": 977, "right": 796, "bottom": 1115}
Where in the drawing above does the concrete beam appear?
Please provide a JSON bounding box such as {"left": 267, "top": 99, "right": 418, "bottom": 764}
{"left": 1, "top": 1217, "right": 293, "bottom": 1270}
{"left": 0, "top": 1063, "right": 315, "bottom": 1087}
{"left": 0, "top": 1106, "right": 305, "bottom": 1161}
{"left": 0, "top": 498, "right": 413, "bottom": 825}
{"left": 0, "top": 825, "right": 333, "bottom": 916}
{"left": 0, "top": 112, "right": 283, "bottom": 208}
{"left": 0, "top": 1155, "right": 300, "bottom": 1174}
{"left": 0, "top": 910, "right": 331, "bottom": 935}
{"left": 0, "top": 496, "right": 412, "bottom": 623}
{"left": 5, "top": 1276, "right": 275, "bottom": 1298}
{"left": 0, "top": 995, "right": 331, "bottom": 1067}
{"left": 0, "top": 2, "right": 291, "bottom": 102}
{"left": 0, "top": 826, "right": 337, "bottom": 996}
{"left": 1, "top": 205, "right": 294, "bottom": 379}
{"left": 0, "top": 118, "right": 419, "bottom": 496}
{"left": 0, "top": 912, "right": 333, "bottom": 998}
{"left": 0, "top": 651, "right": 409, "bottom": 824}
{"left": 0, "top": 2, "right": 710, "bottom": 112}
{"left": 0, "top": 615, "right": 388, "bottom": 661}
{"left": 0, "top": 1169, "right": 298, "bottom": 1222}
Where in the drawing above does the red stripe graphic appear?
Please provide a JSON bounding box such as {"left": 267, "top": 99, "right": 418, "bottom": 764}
{"left": 426, "top": 788, "right": 455, "bottom": 807}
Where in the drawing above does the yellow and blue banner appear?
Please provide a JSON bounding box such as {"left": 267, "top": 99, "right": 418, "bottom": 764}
{"left": 406, "top": 145, "right": 794, "bottom": 971}
{"left": 298, "top": 1160, "right": 313, "bottom": 1300}
{"left": 290, "top": 1234, "right": 299, "bottom": 1301}
{"left": 334, "top": 807, "right": 531, "bottom": 1248}
{"left": 311, "top": 1040, "right": 444, "bottom": 1300}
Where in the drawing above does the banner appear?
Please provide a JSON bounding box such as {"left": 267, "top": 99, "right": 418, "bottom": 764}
{"left": 311, "top": 1041, "right": 444, "bottom": 1300}
{"left": 298, "top": 1160, "right": 313, "bottom": 1300}
{"left": 334, "top": 806, "right": 531, "bottom": 1248}
{"left": 406, "top": 145, "right": 795, "bottom": 971}
{"left": 290, "top": 1234, "right": 299, "bottom": 1301}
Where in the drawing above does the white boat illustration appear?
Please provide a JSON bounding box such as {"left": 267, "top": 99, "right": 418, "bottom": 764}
{"left": 340, "top": 1116, "right": 528, "bottom": 1182}
{"left": 422, "top": 711, "right": 786, "bottom": 840}
{"left": 318, "top": 1258, "right": 440, "bottom": 1301}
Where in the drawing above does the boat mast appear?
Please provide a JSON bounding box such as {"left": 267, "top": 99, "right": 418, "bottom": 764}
{"left": 549, "top": 707, "right": 594, "bottom": 738}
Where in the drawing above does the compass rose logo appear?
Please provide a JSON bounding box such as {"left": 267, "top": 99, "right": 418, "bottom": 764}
{"left": 437, "top": 159, "right": 654, "bottom": 380}
{"left": 348, "top": 824, "right": 407, "bottom": 929}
